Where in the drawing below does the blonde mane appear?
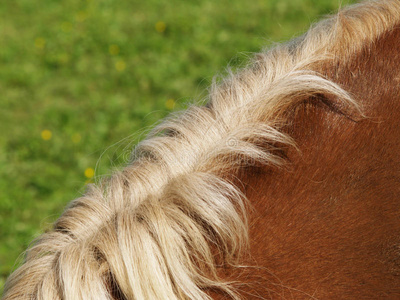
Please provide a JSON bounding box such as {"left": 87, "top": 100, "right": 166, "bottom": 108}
{"left": 3, "top": 1, "right": 400, "bottom": 299}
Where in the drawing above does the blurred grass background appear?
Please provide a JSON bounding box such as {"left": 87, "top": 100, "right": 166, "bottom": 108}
{"left": 0, "top": 0, "right": 355, "bottom": 293}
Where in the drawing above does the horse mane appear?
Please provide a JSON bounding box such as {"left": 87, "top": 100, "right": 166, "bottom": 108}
{"left": 3, "top": 1, "right": 400, "bottom": 299}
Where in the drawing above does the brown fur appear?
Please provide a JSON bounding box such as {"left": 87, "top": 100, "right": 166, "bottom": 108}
{"left": 4, "top": 1, "right": 400, "bottom": 300}
{"left": 209, "top": 21, "right": 400, "bottom": 300}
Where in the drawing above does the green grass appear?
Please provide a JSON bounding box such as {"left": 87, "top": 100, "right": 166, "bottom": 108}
{"left": 0, "top": 0, "right": 356, "bottom": 293}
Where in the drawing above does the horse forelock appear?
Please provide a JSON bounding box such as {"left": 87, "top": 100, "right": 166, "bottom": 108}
{"left": 3, "top": 1, "right": 400, "bottom": 300}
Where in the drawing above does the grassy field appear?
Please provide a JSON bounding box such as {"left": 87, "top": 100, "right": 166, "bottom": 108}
{"left": 0, "top": 0, "right": 355, "bottom": 293}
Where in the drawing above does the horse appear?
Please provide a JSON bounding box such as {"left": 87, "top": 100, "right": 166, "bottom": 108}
{"left": 3, "top": 0, "right": 400, "bottom": 299}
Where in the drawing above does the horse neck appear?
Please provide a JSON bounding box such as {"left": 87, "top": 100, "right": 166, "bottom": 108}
{"left": 210, "top": 24, "right": 400, "bottom": 300}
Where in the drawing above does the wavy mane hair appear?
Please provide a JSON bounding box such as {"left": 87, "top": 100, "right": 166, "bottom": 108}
{"left": 3, "top": 0, "right": 400, "bottom": 299}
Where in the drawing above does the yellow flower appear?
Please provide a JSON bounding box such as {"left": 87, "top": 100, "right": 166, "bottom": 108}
{"left": 165, "top": 99, "right": 175, "bottom": 110}
{"left": 57, "top": 53, "right": 70, "bottom": 65}
{"left": 115, "top": 60, "right": 126, "bottom": 72}
{"left": 155, "top": 21, "right": 166, "bottom": 33}
{"left": 61, "top": 22, "right": 73, "bottom": 33}
{"left": 71, "top": 133, "right": 81, "bottom": 144}
{"left": 34, "top": 37, "right": 46, "bottom": 49}
{"left": 109, "top": 44, "right": 120, "bottom": 56}
{"left": 76, "top": 11, "right": 88, "bottom": 22}
{"left": 84, "top": 167, "right": 95, "bottom": 178}
{"left": 41, "top": 130, "right": 52, "bottom": 140}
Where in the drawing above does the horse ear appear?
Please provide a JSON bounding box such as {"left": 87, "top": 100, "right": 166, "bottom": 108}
{"left": 299, "top": 92, "right": 363, "bottom": 122}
